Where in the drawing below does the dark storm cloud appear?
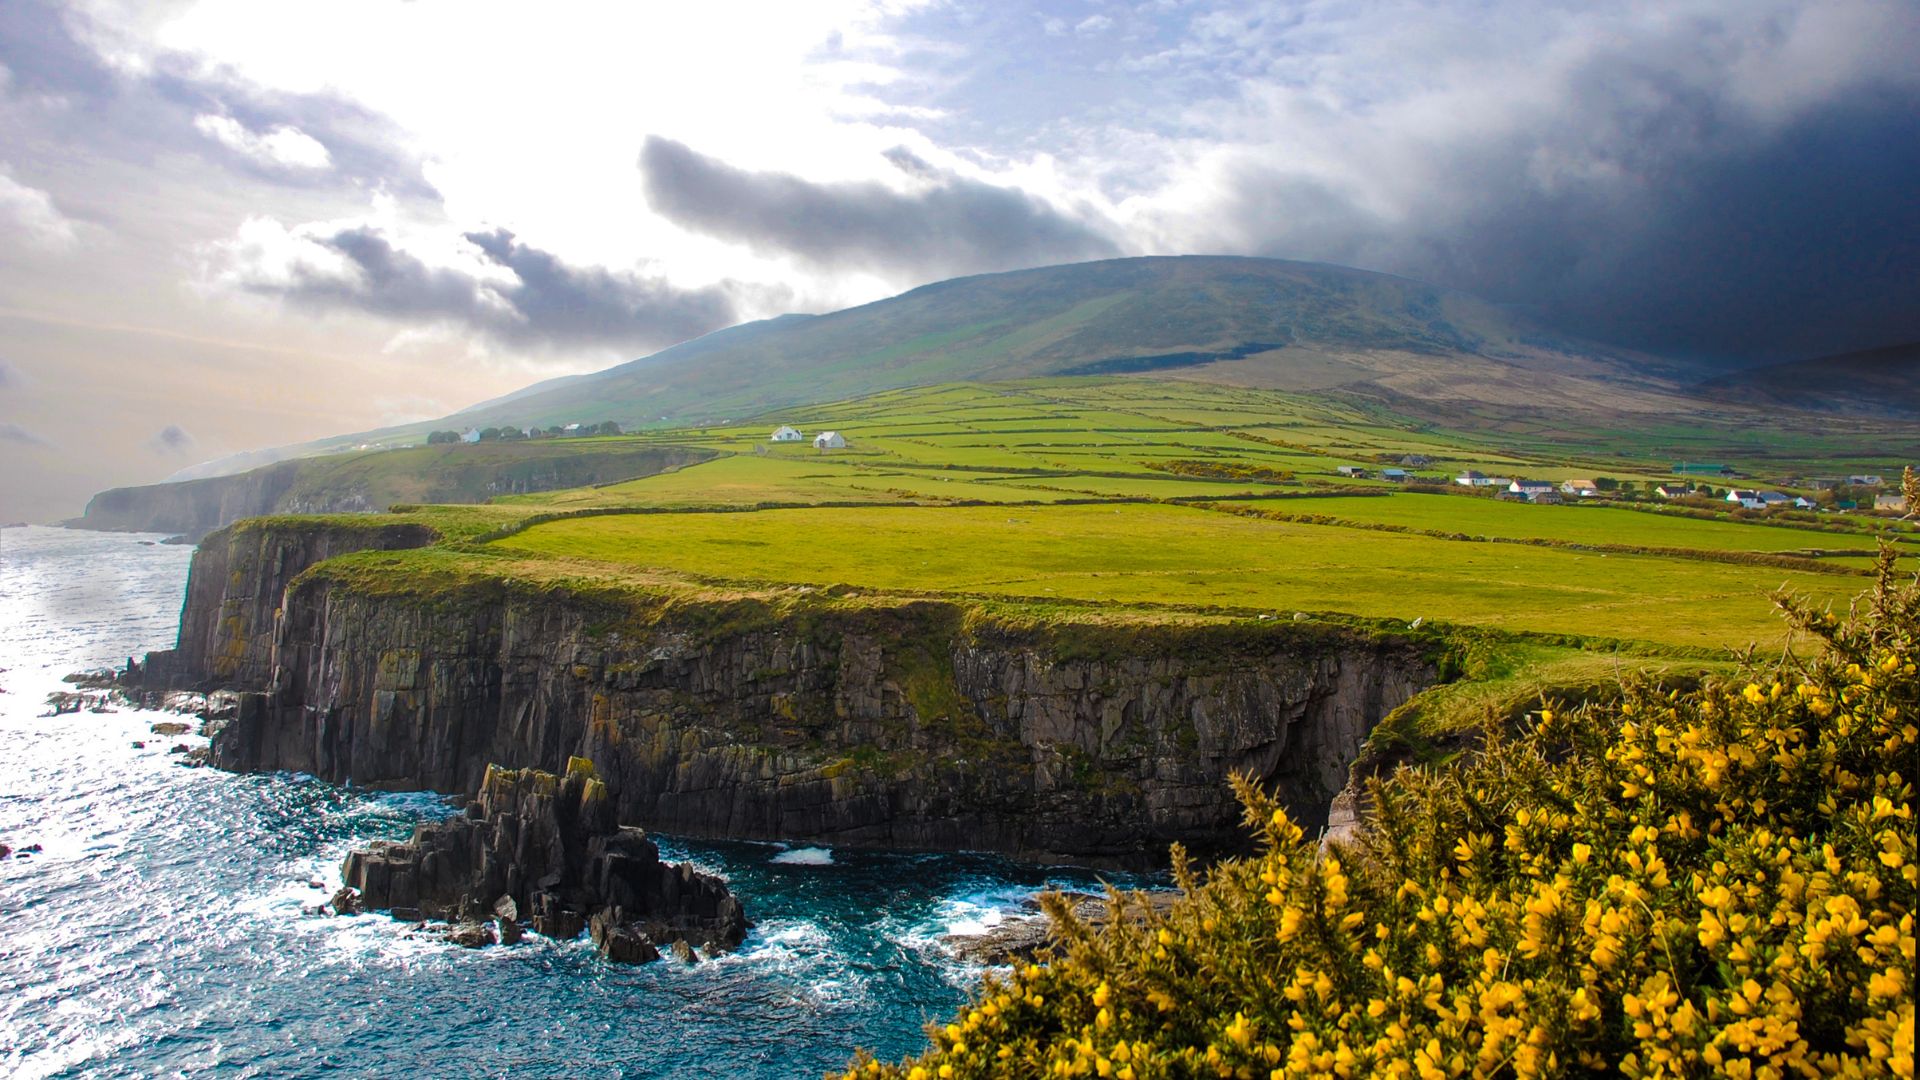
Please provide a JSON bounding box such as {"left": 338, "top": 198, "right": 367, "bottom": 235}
{"left": 259, "top": 226, "right": 741, "bottom": 352}
{"left": 145, "top": 424, "right": 192, "bottom": 454}
{"left": 1189, "top": 18, "right": 1920, "bottom": 362}
{"left": 0, "top": 0, "right": 433, "bottom": 200}
{"left": 639, "top": 136, "right": 1119, "bottom": 278}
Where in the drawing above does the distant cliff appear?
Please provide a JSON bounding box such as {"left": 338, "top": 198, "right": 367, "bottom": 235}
{"left": 136, "top": 519, "right": 1447, "bottom": 865}
{"left": 71, "top": 442, "right": 715, "bottom": 540}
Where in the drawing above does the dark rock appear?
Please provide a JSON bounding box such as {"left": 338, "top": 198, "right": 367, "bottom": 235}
{"left": 342, "top": 758, "right": 748, "bottom": 963}
{"left": 445, "top": 922, "right": 496, "bottom": 949}
{"left": 0, "top": 843, "right": 9, "bottom": 859}
{"left": 496, "top": 917, "right": 523, "bottom": 945}
{"left": 168, "top": 743, "right": 191, "bottom": 754}
{"left": 131, "top": 741, "right": 145, "bottom": 749}
{"left": 149, "top": 722, "right": 191, "bottom": 736}
{"left": 329, "top": 887, "right": 363, "bottom": 916}
{"left": 669, "top": 939, "right": 698, "bottom": 965}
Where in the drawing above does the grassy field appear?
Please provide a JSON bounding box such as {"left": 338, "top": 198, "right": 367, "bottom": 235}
{"left": 271, "top": 376, "right": 1914, "bottom": 717}
{"left": 489, "top": 502, "right": 1864, "bottom": 650}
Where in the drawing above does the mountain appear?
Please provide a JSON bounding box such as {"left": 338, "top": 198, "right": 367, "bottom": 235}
{"left": 1689, "top": 342, "right": 1920, "bottom": 419}
{"left": 429, "top": 255, "right": 1693, "bottom": 432}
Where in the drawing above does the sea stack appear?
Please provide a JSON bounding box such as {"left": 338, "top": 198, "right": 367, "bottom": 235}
{"left": 341, "top": 757, "right": 748, "bottom": 962}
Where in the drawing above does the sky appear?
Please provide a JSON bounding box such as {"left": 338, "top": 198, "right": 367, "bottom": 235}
{"left": 1, "top": 0, "right": 1915, "bottom": 522}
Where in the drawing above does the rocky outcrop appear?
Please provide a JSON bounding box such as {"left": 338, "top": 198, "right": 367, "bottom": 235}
{"left": 133, "top": 519, "right": 438, "bottom": 690}
{"left": 342, "top": 757, "right": 748, "bottom": 961}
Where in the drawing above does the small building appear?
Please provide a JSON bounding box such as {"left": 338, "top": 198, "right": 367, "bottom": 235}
{"left": 1455, "top": 470, "right": 1485, "bottom": 486}
{"left": 770, "top": 425, "right": 803, "bottom": 442}
{"left": 1793, "top": 497, "right": 1818, "bottom": 510}
{"left": 1509, "top": 479, "right": 1555, "bottom": 497}
{"left": 1381, "top": 468, "right": 1409, "bottom": 482}
{"left": 1850, "top": 474, "right": 1885, "bottom": 487}
{"left": 1755, "top": 491, "right": 1793, "bottom": 507}
{"left": 1336, "top": 465, "right": 1369, "bottom": 478}
{"left": 1726, "top": 489, "right": 1766, "bottom": 510}
{"left": 1560, "top": 478, "right": 1600, "bottom": 498}
{"left": 1400, "top": 454, "right": 1433, "bottom": 467}
{"left": 1528, "top": 490, "right": 1565, "bottom": 505}
{"left": 1496, "top": 490, "right": 1528, "bottom": 502}
{"left": 1654, "top": 484, "right": 1691, "bottom": 499}
{"left": 813, "top": 431, "right": 847, "bottom": 450}
{"left": 1876, "top": 493, "right": 1909, "bottom": 512}
{"left": 459, "top": 428, "right": 481, "bottom": 444}
{"left": 1674, "top": 462, "right": 1734, "bottom": 477}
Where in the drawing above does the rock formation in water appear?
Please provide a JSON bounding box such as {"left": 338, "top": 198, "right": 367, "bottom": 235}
{"left": 137, "top": 519, "right": 1446, "bottom": 865}
{"left": 341, "top": 757, "right": 748, "bottom": 962}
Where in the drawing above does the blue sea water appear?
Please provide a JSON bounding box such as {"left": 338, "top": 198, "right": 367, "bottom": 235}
{"left": 0, "top": 527, "right": 1135, "bottom": 1079}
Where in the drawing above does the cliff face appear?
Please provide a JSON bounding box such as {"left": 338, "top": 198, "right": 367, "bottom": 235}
{"left": 162, "top": 523, "right": 1442, "bottom": 864}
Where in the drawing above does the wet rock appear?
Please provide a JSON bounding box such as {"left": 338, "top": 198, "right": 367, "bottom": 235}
{"left": 131, "top": 741, "right": 145, "bottom": 749}
{"left": 669, "top": 939, "right": 698, "bottom": 965}
{"left": 168, "top": 743, "right": 191, "bottom": 754}
{"left": 149, "top": 722, "right": 191, "bottom": 736}
{"left": 342, "top": 758, "right": 749, "bottom": 964}
{"left": 0, "top": 843, "right": 10, "bottom": 859}
{"left": 496, "top": 917, "right": 523, "bottom": 945}
{"left": 445, "top": 922, "right": 496, "bottom": 949}
{"left": 329, "top": 887, "right": 363, "bottom": 916}
{"left": 943, "top": 890, "right": 1181, "bottom": 967}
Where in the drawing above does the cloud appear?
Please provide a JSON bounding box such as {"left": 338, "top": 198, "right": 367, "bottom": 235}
{"left": 193, "top": 114, "right": 331, "bottom": 170}
{"left": 146, "top": 424, "right": 193, "bottom": 454}
{"left": 0, "top": 360, "right": 18, "bottom": 389}
{"left": 0, "top": 167, "right": 78, "bottom": 250}
{"left": 0, "top": 421, "right": 52, "bottom": 447}
{"left": 215, "top": 218, "right": 744, "bottom": 353}
{"left": 639, "top": 136, "right": 1120, "bottom": 280}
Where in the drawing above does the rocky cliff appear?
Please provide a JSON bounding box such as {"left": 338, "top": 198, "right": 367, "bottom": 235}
{"left": 343, "top": 756, "right": 748, "bottom": 961}
{"left": 152, "top": 521, "right": 1445, "bottom": 864}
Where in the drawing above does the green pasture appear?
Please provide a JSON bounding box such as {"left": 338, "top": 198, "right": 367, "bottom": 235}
{"left": 488, "top": 502, "right": 1861, "bottom": 649}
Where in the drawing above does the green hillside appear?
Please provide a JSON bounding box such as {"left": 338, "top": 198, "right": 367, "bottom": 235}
{"left": 431, "top": 256, "right": 1685, "bottom": 434}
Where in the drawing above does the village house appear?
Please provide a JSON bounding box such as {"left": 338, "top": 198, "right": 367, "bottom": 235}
{"left": 1336, "top": 465, "right": 1369, "bottom": 478}
{"left": 1509, "top": 479, "right": 1556, "bottom": 497}
{"left": 1726, "top": 490, "right": 1766, "bottom": 510}
{"left": 1756, "top": 491, "right": 1793, "bottom": 508}
{"left": 770, "top": 425, "right": 803, "bottom": 442}
{"left": 813, "top": 431, "right": 847, "bottom": 450}
{"left": 1793, "top": 497, "right": 1818, "bottom": 510}
{"left": 1400, "top": 454, "right": 1433, "bottom": 467}
{"left": 1381, "top": 468, "right": 1409, "bottom": 482}
{"left": 1850, "top": 474, "right": 1885, "bottom": 487}
{"left": 1455, "top": 471, "right": 1512, "bottom": 488}
{"left": 1529, "top": 490, "right": 1565, "bottom": 505}
{"left": 459, "top": 427, "right": 481, "bottom": 444}
{"left": 1560, "top": 478, "right": 1600, "bottom": 498}
{"left": 1876, "top": 494, "right": 1909, "bottom": 512}
{"left": 1654, "top": 484, "right": 1691, "bottom": 499}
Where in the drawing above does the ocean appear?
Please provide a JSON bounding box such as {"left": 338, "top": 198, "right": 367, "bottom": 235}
{"left": 0, "top": 527, "right": 1130, "bottom": 1078}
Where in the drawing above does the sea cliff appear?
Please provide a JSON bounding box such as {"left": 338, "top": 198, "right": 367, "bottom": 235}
{"left": 141, "top": 519, "right": 1445, "bottom": 864}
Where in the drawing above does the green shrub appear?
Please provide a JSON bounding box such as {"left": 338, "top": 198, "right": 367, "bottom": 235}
{"left": 846, "top": 552, "right": 1917, "bottom": 1079}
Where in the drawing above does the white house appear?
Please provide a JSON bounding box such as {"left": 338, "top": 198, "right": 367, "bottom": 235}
{"left": 770, "top": 425, "right": 803, "bottom": 442}
{"left": 813, "top": 431, "right": 847, "bottom": 450}
{"left": 1509, "top": 479, "right": 1556, "bottom": 497}
{"left": 1560, "top": 478, "right": 1600, "bottom": 498}
{"left": 1793, "top": 496, "right": 1818, "bottom": 510}
{"left": 1654, "top": 484, "right": 1691, "bottom": 499}
{"left": 1727, "top": 489, "right": 1766, "bottom": 509}
{"left": 1755, "top": 491, "right": 1793, "bottom": 507}
{"left": 460, "top": 428, "right": 481, "bottom": 444}
{"left": 1455, "top": 470, "right": 1485, "bottom": 486}
{"left": 1336, "top": 465, "right": 1369, "bottom": 478}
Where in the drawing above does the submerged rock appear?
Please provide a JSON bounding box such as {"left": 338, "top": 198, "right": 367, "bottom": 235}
{"left": 341, "top": 757, "right": 749, "bottom": 963}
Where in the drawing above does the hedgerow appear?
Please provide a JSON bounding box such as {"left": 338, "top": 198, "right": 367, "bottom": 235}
{"left": 846, "top": 550, "right": 1917, "bottom": 1079}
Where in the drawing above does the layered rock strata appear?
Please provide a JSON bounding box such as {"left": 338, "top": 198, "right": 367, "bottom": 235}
{"left": 148, "top": 520, "right": 1445, "bottom": 864}
{"left": 342, "top": 757, "right": 748, "bottom": 961}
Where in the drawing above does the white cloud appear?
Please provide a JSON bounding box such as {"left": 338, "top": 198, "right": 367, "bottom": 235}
{"left": 193, "top": 113, "right": 332, "bottom": 169}
{"left": 1075, "top": 14, "right": 1114, "bottom": 35}
{"left": 0, "top": 167, "right": 79, "bottom": 250}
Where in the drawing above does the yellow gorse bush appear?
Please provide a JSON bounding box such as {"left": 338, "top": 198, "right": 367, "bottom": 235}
{"left": 845, "top": 549, "right": 1917, "bottom": 1080}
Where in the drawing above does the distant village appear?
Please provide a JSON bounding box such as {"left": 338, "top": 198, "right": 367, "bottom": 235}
{"left": 1343, "top": 456, "right": 1910, "bottom": 514}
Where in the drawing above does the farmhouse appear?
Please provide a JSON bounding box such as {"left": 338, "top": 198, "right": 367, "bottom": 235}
{"left": 1381, "top": 468, "right": 1409, "bottom": 482}
{"left": 1793, "top": 497, "right": 1818, "bottom": 510}
{"left": 814, "top": 431, "right": 847, "bottom": 450}
{"left": 1754, "top": 491, "right": 1793, "bottom": 508}
{"left": 1850, "top": 474, "right": 1885, "bottom": 487}
{"left": 1400, "top": 454, "right": 1432, "bottom": 467}
{"left": 1528, "top": 490, "right": 1565, "bottom": 505}
{"left": 1455, "top": 471, "right": 1511, "bottom": 488}
{"left": 1560, "top": 478, "right": 1600, "bottom": 497}
{"left": 1336, "top": 465, "right": 1369, "bottom": 478}
{"left": 1509, "top": 479, "right": 1555, "bottom": 497}
{"left": 1654, "top": 484, "right": 1691, "bottom": 499}
{"left": 770, "top": 425, "right": 803, "bottom": 442}
{"left": 459, "top": 428, "right": 481, "bottom": 444}
{"left": 1876, "top": 494, "right": 1909, "bottom": 512}
{"left": 1726, "top": 490, "right": 1766, "bottom": 510}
